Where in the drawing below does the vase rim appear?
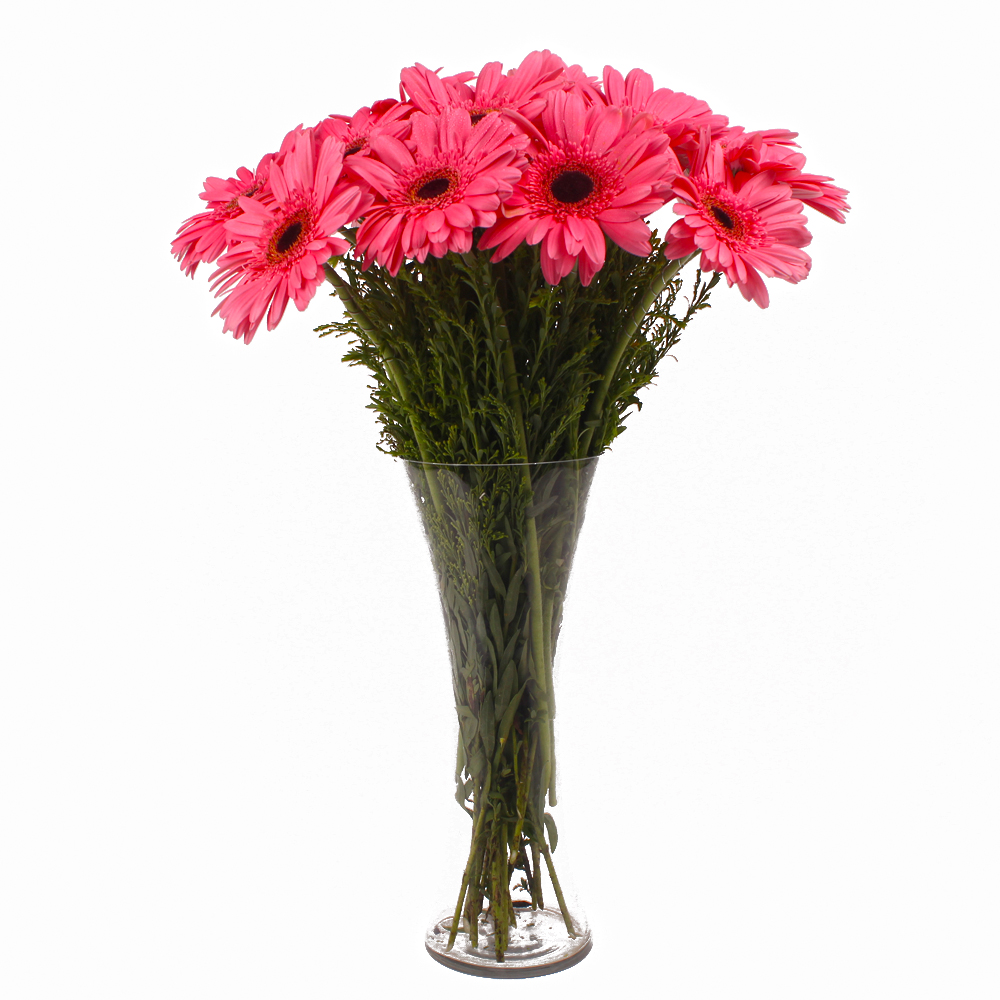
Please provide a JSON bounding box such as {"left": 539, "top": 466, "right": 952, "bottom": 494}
{"left": 401, "top": 456, "right": 598, "bottom": 468}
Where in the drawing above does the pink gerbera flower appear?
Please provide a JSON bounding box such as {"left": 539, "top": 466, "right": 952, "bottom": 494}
{"left": 398, "top": 63, "right": 473, "bottom": 114}
{"left": 316, "top": 99, "right": 413, "bottom": 159}
{"left": 171, "top": 154, "right": 273, "bottom": 277}
{"left": 401, "top": 52, "right": 568, "bottom": 136}
{"left": 210, "top": 130, "right": 370, "bottom": 343}
{"left": 721, "top": 128, "right": 851, "bottom": 223}
{"left": 460, "top": 50, "right": 568, "bottom": 122}
{"left": 479, "top": 90, "right": 678, "bottom": 286}
{"left": 556, "top": 63, "right": 605, "bottom": 103}
{"left": 601, "top": 66, "right": 728, "bottom": 152}
{"left": 349, "top": 108, "right": 526, "bottom": 275}
{"left": 665, "top": 135, "right": 812, "bottom": 308}
{"left": 719, "top": 126, "right": 799, "bottom": 165}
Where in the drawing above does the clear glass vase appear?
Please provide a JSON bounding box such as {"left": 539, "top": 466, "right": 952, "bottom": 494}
{"left": 405, "top": 457, "right": 599, "bottom": 978}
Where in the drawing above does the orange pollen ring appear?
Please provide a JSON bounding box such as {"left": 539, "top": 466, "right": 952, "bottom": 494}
{"left": 410, "top": 169, "right": 459, "bottom": 204}
{"left": 469, "top": 107, "right": 501, "bottom": 125}
{"left": 267, "top": 209, "right": 311, "bottom": 262}
{"left": 529, "top": 151, "right": 619, "bottom": 218}
{"left": 702, "top": 194, "right": 747, "bottom": 240}
{"left": 223, "top": 183, "right": 260, "bottom": 215}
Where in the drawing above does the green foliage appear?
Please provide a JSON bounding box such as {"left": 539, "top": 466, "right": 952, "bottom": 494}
{"left": 315, "top": 232, "right": 716, "bottom": 463}
{"left": 315, "top": 234, "right": 716, "bottom": 960}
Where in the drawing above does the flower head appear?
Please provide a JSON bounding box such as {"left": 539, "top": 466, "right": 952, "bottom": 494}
{"left": 401, "top": 52, "right": 569, "bottom": 138}
{"left": 720, "top": 127, "right": 851, "bottom": 223}
{"left": 459, "top": 50, "right": 568, "bottom": 123}
{"left": 398, "top": 63, "right": 474, "bottom": 114}
{"left": 171, "top": 154, "right": 273, "bottom": 277}
{"left": 557, "top": 63, "right": 605, "bottom": 103}
{"left": 210, "top": 130, "right": 370, "bottom": 343}
{"left": 479, "top": 90, "right": 679, "bottom": 285}
{"left": 601, "top": 66, "right": 728, "bottom": 153}
{"left": 349, "top": 108, "right": 527, "bottom": 274}
{"left": 665, "top": 134, "right": 812, "bottom": 308}
{"left": 316, "top": 99, "right": 413, "bottom": 160}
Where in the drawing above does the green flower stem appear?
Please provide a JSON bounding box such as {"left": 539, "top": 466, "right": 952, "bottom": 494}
{"left": 541, "top": 844, "right": 576, "bottom": 937}
{"left": 486, "top": 282, "right": 556, "bottom": 808}
{"left": 466, "top": 842, "right": 486, "bottom": 949}
{"left": 492, "top": 837, "right": 511, "bottom": 959}
{"left": 542, "top": 593, "right": 557, "bottom": 805}
{"left": 324, "top": 263, "right": 446, "bottom": 513}
{"left": 447, "top": 775, "right": 491, "bottom": 951}
{"left": 579, "top": 253, "right": 698, "bottom": 456}
{"left": 325, "top": 263, "right": 410, "bottom": 396}
{"left": 530, "top": 841, "right": 544, "bottom": 909}
{"left": 507, "top": 740, "right": 535, "bottom": 866}
{"left": 480, "top": 274, "right": 560, "bottom": 928}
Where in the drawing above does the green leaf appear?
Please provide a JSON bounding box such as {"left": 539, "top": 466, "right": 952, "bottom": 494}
{"left": 499, "top": 629, "right": 519, "bottom": 670}
{"left": 468, "top": 747, "right": 487, "bottom": 780}
{"left": 482, "top": 631, "right": 498, "bottom": 681}
{"left": 504, "top": 566, "right": 524, "bottom": 624}
{"left": 526, "top": 495, "right": 558, "bottom": 518}
{"left": 494, "top": 681, "right": 527, "bottom": 763}
{"left": 483, "top": 554, "right": 507, "bottom": 598}
{"left": 489, "top": 602, "right": 504, "bottom": 653}
{"left": 474, "top": 611, "right": 488, "bottom": 644}
{"left": 462, "top": 539, "right": 478, "bottom": 577}
{"left": 480, "top": 691, "right": 496, "bottom": 759}
{"left": 458, "top": 707, "right": 478, "bottom": 744}
{"left": 519, "top": 637, "right": 532, "bottom": 686}
{"left": 495, "top": 662, "right": 516, "bottom": 722}
{"left": 450, "top": 588, "right": 474, "bottom": 625}
{"left": 543, "top": 812, "right": 559, "bottom": 853}
{"left": 494, "top": 544, "right": 510, "bottom": 572}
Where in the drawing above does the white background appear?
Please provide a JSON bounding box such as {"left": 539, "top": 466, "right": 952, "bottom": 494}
{"left": 2, "top": 2, "right": 997, "bottom": 997}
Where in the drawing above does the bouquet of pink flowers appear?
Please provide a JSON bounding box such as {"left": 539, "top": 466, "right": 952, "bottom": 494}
{"left": 173, "top": 52, "right": 848, "bottom": 970}
{"left": 174, "top": 51, "right": 847, "bottom": 344}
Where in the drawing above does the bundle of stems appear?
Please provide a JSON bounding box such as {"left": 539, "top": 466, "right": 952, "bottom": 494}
{"left": 406, "top": 458, "right": 594, "bottom": 957}
{"left": 318, "top": 231, "right": 715, "bottom": 960}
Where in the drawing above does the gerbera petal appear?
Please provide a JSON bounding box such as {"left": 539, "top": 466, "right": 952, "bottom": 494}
{"left": 400, "top": 63, "right": 453, "bottom": 113}
{"left": 444, "top": 202, "right": 474, "bottom": 228}
{"left": 423, "top": 208, "right": 446, "bottom": 233}
{"left": 599, "top": 218, "right": 651, "bottom": 256}
{"left": 588, "top": 106, "right": 624, "bottom": 156}
{"left": 347, "top": 156, "right": 398, "bottom": 198}
{"left": 368, "top": 134, "right": 415, "bottom": 174}
{"left": 602, "top": 66, "right": 626, "bottom": 106}
{"left": 265, "top": 279, "right": 290, "bottom": 331}
{"left": 577, "top": 251, "right": 602, "bottom": 286}
{"left": 567, "top": 216, "right": 605, "bottom": 266}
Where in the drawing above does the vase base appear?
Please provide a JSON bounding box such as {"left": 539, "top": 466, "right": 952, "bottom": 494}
{"left": 424, "top": 905, "right": 592, "bottom": 979}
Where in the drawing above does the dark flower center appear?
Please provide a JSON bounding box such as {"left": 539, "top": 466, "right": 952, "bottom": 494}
{"left": 550, "top": 170, "right": 594, "bottom": 204}
{"left": 275, "top": 220, "right": 303, "bottom": 254}
{"left": 711, "top": 206, "right": 735, "bottom": 229}
{"left": 416, "top": 176, "right": 451, "bottom": 199}
{"left": 470, "top": 106, "right": 503, "bottom": 125}
{"left": 345, "top": 142, "right": 365, "bottom": 156}
{"left": 223, "top": 184, "right": 260, "bottom": 215}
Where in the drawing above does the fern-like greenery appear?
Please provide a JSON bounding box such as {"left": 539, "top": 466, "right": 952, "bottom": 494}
{"left": 317, "top": 231, "right": 716, "bottom": 464}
